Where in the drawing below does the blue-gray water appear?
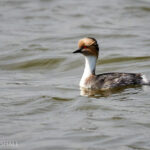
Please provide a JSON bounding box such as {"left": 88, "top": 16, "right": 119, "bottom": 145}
{"left": 0, "top": 0, "right": 150, "bottom": 149}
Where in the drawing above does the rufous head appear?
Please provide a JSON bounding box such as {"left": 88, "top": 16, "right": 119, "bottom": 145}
{"left": 73, "top": 37, "right": 99, "bottom": 58}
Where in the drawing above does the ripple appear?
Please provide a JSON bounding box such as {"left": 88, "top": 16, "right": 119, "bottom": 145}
{"left": 0, "top": 58, "right": 65, "bottom": 70}
{"left": 125, "top": 6, "right": 150, "bottom": 12}
{"left": 98, "top": 56, "right": 150, "bottom": 65}
{"left": 52, "top": 96, "right": 73, "bottom": 101}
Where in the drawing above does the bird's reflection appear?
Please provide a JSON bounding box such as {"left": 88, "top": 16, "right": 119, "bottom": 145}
{"left": 80, "top": 85, "right": 141, "bottom": 98}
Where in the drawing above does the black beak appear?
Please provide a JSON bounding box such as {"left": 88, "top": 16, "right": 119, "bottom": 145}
{"left": 73, "top": 48, "right": 82, "bottom": 54}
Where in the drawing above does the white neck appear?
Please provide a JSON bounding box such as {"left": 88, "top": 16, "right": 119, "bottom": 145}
{"left": 80, "top": 56, "right": 97, "bottom": 87}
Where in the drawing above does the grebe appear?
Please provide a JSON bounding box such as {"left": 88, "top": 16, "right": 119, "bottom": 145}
{"left": 73, "top": 37, "right": 149, "bottom": 90}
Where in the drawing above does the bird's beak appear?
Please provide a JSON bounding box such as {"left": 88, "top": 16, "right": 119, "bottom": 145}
{"left": 73, "top": 48, "right": 82, "bottom": 54}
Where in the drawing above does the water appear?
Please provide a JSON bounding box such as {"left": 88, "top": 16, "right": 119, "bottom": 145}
{"left": 0, "top": 0, "right": 150, "bottom": 149}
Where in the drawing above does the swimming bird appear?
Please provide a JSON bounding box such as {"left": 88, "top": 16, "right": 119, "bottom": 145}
{"left": 73, "top": 37, "right": 149, "bottom": 90}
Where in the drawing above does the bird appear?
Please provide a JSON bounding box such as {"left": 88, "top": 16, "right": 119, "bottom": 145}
{"left": 73, "top": 37, "right": 150, "bottom": 90}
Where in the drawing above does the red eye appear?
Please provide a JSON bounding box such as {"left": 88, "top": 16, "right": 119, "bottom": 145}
{"left": 83, "top": 46, "right": 87, "bottom": 49}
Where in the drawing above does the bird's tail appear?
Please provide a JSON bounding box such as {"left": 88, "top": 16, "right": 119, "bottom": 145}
{"left": 141, "top": 74, "right": 150, "bottom": 85}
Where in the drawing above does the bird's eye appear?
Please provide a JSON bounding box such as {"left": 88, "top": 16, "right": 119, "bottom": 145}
{"left": 83, "top": 46, "right": 87, "bottom": 49}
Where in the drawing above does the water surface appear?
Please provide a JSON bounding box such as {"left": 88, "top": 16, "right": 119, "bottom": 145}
{"left": 0, "top": 0, "right": 150, "bottom": 149}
